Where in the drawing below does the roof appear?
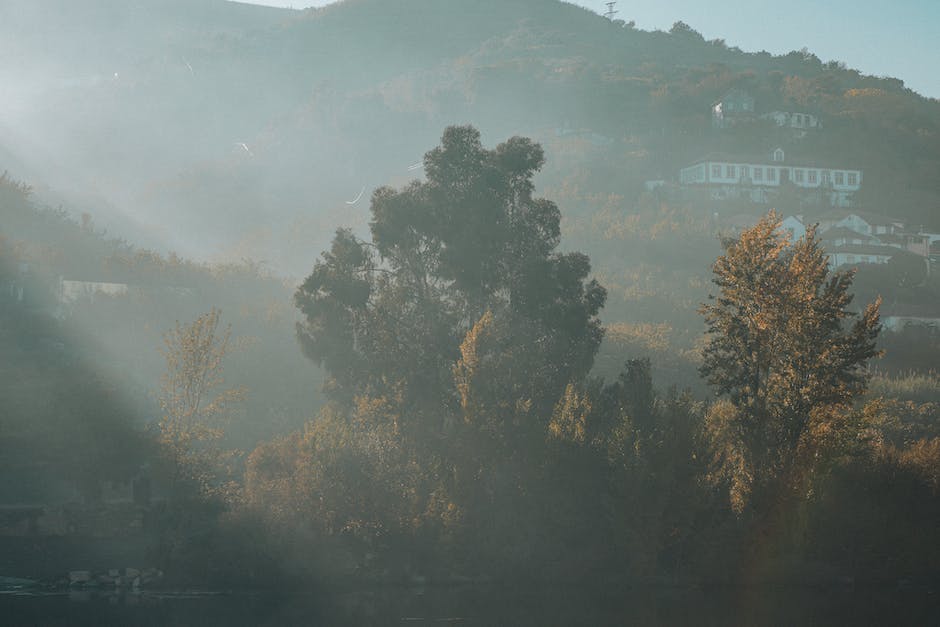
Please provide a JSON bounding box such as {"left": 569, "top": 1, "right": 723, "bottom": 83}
{"left": 764, "top": 110, "right": 820, "bottom": 117}
{"left": 817, "top": 210, "right": 904, "bottom": 227}
{"left": 715, "top": 88, "right": 754, "bottom": 103}
{"left": 683, "top": 152, "right": 861, "bottom": 171}
{"left": 878, "top": 233, "right": 912, "bottom": 245}
{"left": 881, "top": 303, "right": 940, "bottom": 318}
{"left": 826, "top": 244, "right": 899, "bottom": 257}
{"left": 819, "top": 226, "right": 880, "bottom": 242}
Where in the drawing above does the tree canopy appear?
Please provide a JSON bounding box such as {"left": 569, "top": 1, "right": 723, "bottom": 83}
{"left": 295, "top": 125, "right": 606, "bottom": 420}
{"left": 700, "top": 212, "right": 881, "bottom": 509}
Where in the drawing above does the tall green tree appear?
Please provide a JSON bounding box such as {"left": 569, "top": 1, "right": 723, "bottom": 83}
{"left": 699, "top": 212, "right": 881, "bottom": 510}
{"left": 291, "top": 126, "right": 608, "bottom": 571}
{"left": 295, "top": 125, "right": 606, "bottom": 420}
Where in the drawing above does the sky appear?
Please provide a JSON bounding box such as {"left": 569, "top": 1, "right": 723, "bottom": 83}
{"left": 237, "top": 0, "right": 940, "bottom": 99}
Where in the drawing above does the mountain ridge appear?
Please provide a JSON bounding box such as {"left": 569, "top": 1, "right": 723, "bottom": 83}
{"left": 1, "top": 0, "right": 937, "bottom": 273}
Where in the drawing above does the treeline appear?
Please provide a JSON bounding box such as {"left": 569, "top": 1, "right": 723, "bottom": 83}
{"left": 202, "top": 129, "right": 938, "bottom": 585}
{"left": 3, "top": 128, "right": 938, "bottom": 586}
{"left": 0, "top": 172, "right": 321, "bottom": 507}
{"left": 11, "top": 0, "right": 938, "bottom": 278}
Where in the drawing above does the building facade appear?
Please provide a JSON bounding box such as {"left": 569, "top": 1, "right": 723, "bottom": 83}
{"left": 679, "top": 148, "right": 862, "bottom": 207}
{"left": 711, "top": 88, "right": 756, "bottom": 129}
{"left": 761, "top": 110, "right": 821, "bottom": 136}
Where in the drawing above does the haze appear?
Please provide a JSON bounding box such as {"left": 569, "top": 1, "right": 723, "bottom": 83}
{"left": 1, "top": 1, "right": 938, "bottom": 623}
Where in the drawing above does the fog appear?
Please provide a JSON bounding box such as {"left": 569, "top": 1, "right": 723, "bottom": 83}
{"left": 1, "top": 1, "right": 939, "bottom": 623}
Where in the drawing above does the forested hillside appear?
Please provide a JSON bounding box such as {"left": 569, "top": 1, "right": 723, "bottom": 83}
{"left": 3, "top": 0, "right": 938, "bottom": 267}
{"left": 4, "top": 0, "right": 938, "bottom": 391}
{"left": 1, "top": 0, "right": 939, "bottom": 602}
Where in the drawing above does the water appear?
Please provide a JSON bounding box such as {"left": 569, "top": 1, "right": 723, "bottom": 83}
{"left": 1, "top": 584, "right": 937, "bottom": 626}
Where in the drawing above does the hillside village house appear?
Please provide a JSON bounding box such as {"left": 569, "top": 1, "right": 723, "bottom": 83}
{"left": 817, "top": 211, "right": 931, "bottom": 256}
{"left": 777, "top": 212, "right": 931, "bottom": 270}
{"left": 711, "top": 88, "right": 755, "bottom": 129}
{"left": 880, "top": 305, "right": 940, "bottom": 332}
{"left": 824, "top": 243, "right": 898, "bottom": 268}
{"left": 816, "top": 210, "right": 904, "bottom": 235}
{"left": 781, "top": 214, "right": 806, "bottom": 241}
{"left": 58, "top": 279, "right": 130, "bottom": 304}
{"left": 1, "top": 262, "right": 30, "bottom": 306}
{"left": 55, "top": 278, "right": 197, "bottom": 317}
{"left": 679, "top": 148, "right": 862, "bottom": 207}
{"left": 761, "top": 110, "right": 821, "bottom": 136}
{"left": 711, "top": 88, "right": 821, "bottom": 135}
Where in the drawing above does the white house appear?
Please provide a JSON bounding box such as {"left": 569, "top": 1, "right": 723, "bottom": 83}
{"left": 820, "top": 226, "right": 882, "bottom": 248}
{"left": 761, "top": 110, "right": 821, "bottom": 135}
{"left": 918, "top": 231, "right": 940, "bottom": 262}
{"left": 825, "top": 244, "right": 897, "bottom": 269}
{"left": 878, "top": 232, "right": 932, "bottom": 257}
{"left": 919, "top": 231, "right": 940, "bottom": 246}
{"left": 781, "top": 215, "right": 806, "bottom": 241}
{"left": 815, "top": 212, "right": 928, "bottom": 268}
{"left": 59, "top": 279, "right": 130, "bottom": 304}
{"left": 881, "top": 305, "right": 940, "bottom": 332}
{"left": 679, "top": 148, "right": 862, "bottom": 207}
{"left": 712, "top": 88, "right": 756, "bottom": 129}
{"left": 817, "top": 211, "right": 903, "bottom": 236}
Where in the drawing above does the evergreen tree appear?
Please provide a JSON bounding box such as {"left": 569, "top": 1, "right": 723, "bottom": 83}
{"left": 295, "top": 125, "right": 606, "bottom": 420}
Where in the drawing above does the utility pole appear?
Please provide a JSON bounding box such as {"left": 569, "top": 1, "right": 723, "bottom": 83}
{"left": 604, "top": 2, "right": 618, "bottom": 20}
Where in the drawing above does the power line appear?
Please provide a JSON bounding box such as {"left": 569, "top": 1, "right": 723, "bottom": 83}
{"left": 604, "top": 1, "right": 618, "bottom": 20}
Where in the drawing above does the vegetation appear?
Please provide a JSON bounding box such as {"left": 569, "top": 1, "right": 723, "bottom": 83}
{"left": 1, "top": 0, "right": 939, "bottom": 598}
{"left": 236, "top": 129, "right": 938, "bottom": 584}
{"left": 158, "top": 308, "right": 243, "bottom": 496}
{"left": 700, "top": 213, "right": 881, "bottom": 511}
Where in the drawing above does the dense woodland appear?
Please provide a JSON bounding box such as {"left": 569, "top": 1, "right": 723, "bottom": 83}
{"left": 1, "top": 0, "right": 939, "bottom": 591}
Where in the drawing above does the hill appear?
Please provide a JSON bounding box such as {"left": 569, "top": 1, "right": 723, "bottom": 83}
{"left": 3, "top": 0, "right": 938, "bottom": 271}
{"left": 2, "top": 0, "right": 939, "bottom": 391}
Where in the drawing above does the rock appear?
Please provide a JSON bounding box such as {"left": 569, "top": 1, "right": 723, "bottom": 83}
{"left": 0, "top": 576, "right": 37, "bottom": 591}
{"left": 69, "top": 571, "right": 92, "bottom": 585}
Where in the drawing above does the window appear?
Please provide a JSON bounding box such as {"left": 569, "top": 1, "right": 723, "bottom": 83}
{"left": 794, "top": 169, "right": 804, "bottom": 183}
{"left": 835, "top": 171, "right": 845, "bottom": 185}
{"left": 846, "top": 255, "right": 855, "bottom": 263}
{"left": 847, "top": 172, "right": 858, "bottom": 186}
{"left": 741, "top": 165, "right": 749, "bottom": 179}
{"left": 821, "top": 170, "right": 830, "bottom": 184}
{"left": 726, "top": 164, "right": 736, "bottom": 178}
{"left": 767, "top": 167, "right": 776, "bottom": 181}
{"left": 808, "top": 170, "right": 818, "bottom": 185}
{"left": 711, "top": 164, "right": 721, "bottom": 179}
{"left": 753, "top": 167, "right": 763, "bottom": 181}
{"left": 795, "top": 114, "right": 803, "bottom": 126}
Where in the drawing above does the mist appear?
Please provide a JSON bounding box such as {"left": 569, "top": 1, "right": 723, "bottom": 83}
{"left": 2, "top": 1, "right": 939, "bottom": 624}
